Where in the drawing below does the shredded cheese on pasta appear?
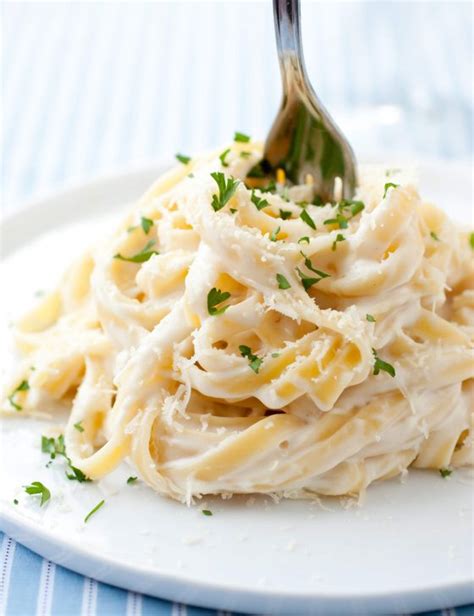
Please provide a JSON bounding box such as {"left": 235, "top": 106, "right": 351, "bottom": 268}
{"left": 2, "top": 142, "right": 473, "bottom": 502}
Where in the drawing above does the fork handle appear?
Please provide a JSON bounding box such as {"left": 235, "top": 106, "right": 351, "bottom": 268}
{"left": 273, "top": 0, "right": 306, "bottom": 91}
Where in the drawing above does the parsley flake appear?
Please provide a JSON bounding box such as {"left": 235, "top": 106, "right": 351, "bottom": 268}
{"left": 13, "top": 499, "right": 18, "bottom": 505}
{"left": 114, "top": 240, "right": 159, "bottom": 263}
{"left": 202, "top": 509, "right": 213, "bottom": 516}
{"left": 372, "top": 349, "right": 396, "bottom": 377}
{"left": 210, "top": 172, "right": 240, "bottom": 211}
{"left": 207, "top": 288, "right": 231, "bottom": 316}
{"left": 324, "top": 214, "right": 348, "bottom": 229}
{"left": 276, "top": 274, "right": 291, "bottom": 289}
{"left": 439, "top": 468, "right": 452, "bottom": 478}
{"left": 234, "top": 131, "right": 251, "bottom": 143}
{"left": 298, "top": 236, "right": 310, "bottom": 244}
{"left": 41, "top": 434, "right": 91, "bottom": 483}
{"left": 24, "top": 481, "right": 50, "bottom": 507}
{"left": 430, "top": 231, "right": 440, "bottom": 241}
{"left": 8, "top": 379, "right": 29, "bottom": 411}
{"left": 219, "top": 148, "right": 231, "bottom": 167}
{"left": 470, "top": 233, "right": 474, "bottom": 249}
{"left": 332, "top": 233, "right": 345, "bottom": 251}
{"left": 366, "top": 314, "right": 376, "bottom": 323}
{"left": 251, "top": 190, "right": 269, "bottom": 211}
{"left": 269, "top": 226, "right": 281, "bottom": 242}
{"left": 300, "top": 209, "right": 316, "bottom": 230}
{"left": 279, "top": 209, "right": 292, "bottom": 220}
{"left": 127, "top": 476, "right": 138, "bottom": 484}
{"left": 140, "top": 217, "right": 154, "bottom": 234}
{"left": 383, "top": 182, "right": 399, "bottom": 198}
{"left": 175, "top": 153, "right": 191, "bottom": 165}
{"left": 300, "top": 253, "right": 330, "bottom": 279}
{"left": 84, "top": 499, "right": 105, "bottom": 523}
{"left": 240, "top": 151, "right": 252, "bottom": 159}
{"left": 74, "top": 421, "right": 84, "bottom": 433}
{"left": 239, "top": 345, "right": 263, "bottom": 374}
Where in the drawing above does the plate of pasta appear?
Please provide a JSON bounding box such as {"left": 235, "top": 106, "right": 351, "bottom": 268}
{"left": 0, "top": 141, "right": 473, "bottom": 615}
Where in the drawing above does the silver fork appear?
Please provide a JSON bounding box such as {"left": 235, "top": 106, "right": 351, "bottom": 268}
{"left": 262, "top": 0, "right": 357, "bottom": 202}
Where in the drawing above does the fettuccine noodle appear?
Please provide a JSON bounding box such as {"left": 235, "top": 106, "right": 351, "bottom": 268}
{"left": 2, "top": 141, "right": 473, "bottom": 502}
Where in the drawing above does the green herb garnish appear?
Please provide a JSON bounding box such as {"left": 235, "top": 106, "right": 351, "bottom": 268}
{"left": 202, "top": 509, "right": 213, "bottom": 516}
{"left": 175, "top": 153, "right": 191, "bottom": 165}
{"left": 13, "top": 499, "right": 18, "bottom": 505}
{"left": 84, "top": 499, "right": 105, "bottom": 523}
{"left": 372, "top": 349, "right": 396, "bottom": 377}
{"left": 127, "top": 476, "right": 138, "bottom": 484}
{"left": 210, "top": 172, "right": 240, "bottom": 211}
{"left": 207, "top": 287, "right": 231, "bottom": 316}
{"left": 300, "top": 253, "right": 330, "bottom": 279}
{"left": 300, "top": 209, "right": 316, "bottom": 230}
{"left": 430, "top": 231, "right": 440, "bottom": 241}
{"left": 41, "top": 434, "right": 91, "bottom": 483}
{"left": 439, "top": 468, "right": 452, "bottom": 478}
{"left": 140, "top": 217, "right": 154, "bottom": 234}
{"left": 324, "top": 214, "right": 348, "bottom": 229}
{"left": 114, "top": 240, "right": 158, "bottom": 263}
{"left": 219, "top": 148, "right": 231, "bottom": 167}
{"left": 279, "top": 209, "right": 292, "bottom": 220}
{"left": 8, "top": 380, "right": 29, "bottom": 411}
{"left": 298, "top": 237, "right": 310, "bottom": 244}
{"left": 331, "top": 233, "right": 345, "bottom": 251}
{"left": 239, "top": 345, "right": 263, "bottom": 374}
{"left": 276, "top": 274, "right": 291, "bottom": 289}
{"left": 269, "top": 226, "right": 281, "bottom": 242}
{"left": 24, "top": 481, "right": 50, "bottom": 507}
{"left": 74, "top": 421, "right": 84, "bottom": 433}
{"left": 240, "top": 151, "right": 252, "bottom": 159}
{"left": 366, "top": 314, "right": 376, "bottom": 323}
{"left": 251, "top": 190, "right": 269, "bottom": 211}
{"left": 234, "top": 131, "right": 250, "bottom": 143}
{"left": 383, "top": 182, "right": 399, "bottom": 198}
{"left": 470, "top": 233, "right": 474, "bottom": 249}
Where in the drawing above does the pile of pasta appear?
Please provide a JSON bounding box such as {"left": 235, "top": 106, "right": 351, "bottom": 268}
{"left": 3, "top": 142, "right": 473, "bottom": 502}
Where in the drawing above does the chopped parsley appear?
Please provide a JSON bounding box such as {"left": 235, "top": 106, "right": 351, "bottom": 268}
{"left": 430, "top": 231, "right": 440, "bottom": 241}
{"left": 219, "top": 148, "right": 231, "bottom": 167}
{"left": 73, "top": 421, "right": 84, "bottom": 433}
{"left": 366, "top": 314, "right": 376, "bottom": 323}
{"left": 279, "top": 209, "right": 292, "bottom": 220}
{"left": 324, "top": 214, "right": 348, "bottom": 229}
{"left": 276, "top": 274, "right": 291, "bottom": 289}
{"left": 234, "top": 131, "right": 250, "bottom": 143}
{"left": 300, "top": 209, "right": 316, "bottom": 230}
{"left": 269, "top": 226, "right": 281, "bottom": 242}
{"left": 24, "top": 481, "right": 50, "bottom": 507}
{"left": 202, "top": 509, "right": 213, "bottom": 516}
{"left": 296, "top": 268, "right": 320, "bottom": 291}
{"left": 239, "top": 345, "right": 263, "bottom": 374}
{"left": 240, "top": 151, "right": 252, "bottom": 159}
{"left": 210, "top": 172, "right": 240, "bottom": 211}
{"left": 41, "top": 434, "right": 91, "bottom": 483}
{"left": 298, "top": 236, "right": 310, "bottom": 244}
{"left": 140, "top": 217, "right": 154, "bottom": 234}
{"left": 8, "top": 379, "right": 29, "bottom": 411}
{"left": 260, "top": 179, "right": 276, "bottom": 193}
{"left": 175, "top": 153, "right": 191, "bottom": 165}
{"left": 250, "top": 190, "right": 269, "bottom": 211}
{"left": 300, "top": 253, "right": 330, "bottom": 279}
{"left": 114, "top": 240, "right": 158, "bottom": 263}
{"left": 207, "top": 288, "right": 231, "bottom": 316}
{"left": 383, "top": 182, "right": 399, "bottom": 198}
{"left": 84, "top": 499, "right": 105, "bottom": 523}
{"left": 127, "top": 476, "right": 138, "bottom": 484}
{"left": 470, "top": 233, "right": 474, "bottom": 249}
{"left": 13, "top": 499, "right": 18, "bottom": 505}
{"left": 372, "top": 349, "right": 396, "bottom": 377}
{"left": 439, "top": 468, "right": 452, "bottom": 478}
{"left": 332, "top": 233, "right": 345, "bottom": 251}
{"left": 271, "top": 352, "right": 280, "bottom": 358}
{"left": 349, "top": 201, "right": 365, "bottom": 217}
{"left": 229, "top": 208, "right": 237, "bottom": 214}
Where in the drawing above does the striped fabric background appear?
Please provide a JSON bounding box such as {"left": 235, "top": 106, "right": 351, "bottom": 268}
{"left": 1, "top": 1, "right": 473, "bottom": 615}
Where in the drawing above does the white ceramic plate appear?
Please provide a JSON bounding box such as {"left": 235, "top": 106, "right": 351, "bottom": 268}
{"left": 1, "top": 162, "right": 473, "bottom": 616}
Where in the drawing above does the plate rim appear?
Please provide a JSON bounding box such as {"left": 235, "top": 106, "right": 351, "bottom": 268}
{"left": 1, "top": 162, "right": 473, "bottom": 615}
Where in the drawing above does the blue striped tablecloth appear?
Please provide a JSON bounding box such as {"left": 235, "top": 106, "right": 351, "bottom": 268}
{"left": 1, "top": 2, "right": 472, "bottom": 614}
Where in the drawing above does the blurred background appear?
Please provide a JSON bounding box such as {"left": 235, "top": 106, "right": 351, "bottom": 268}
{"left": 2, "top": 0, "right": 472, "bottom": 213}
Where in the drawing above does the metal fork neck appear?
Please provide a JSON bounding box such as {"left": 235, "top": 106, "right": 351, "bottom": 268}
{"left": 273, "top": 0, "right": 307, "bottom": 91}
